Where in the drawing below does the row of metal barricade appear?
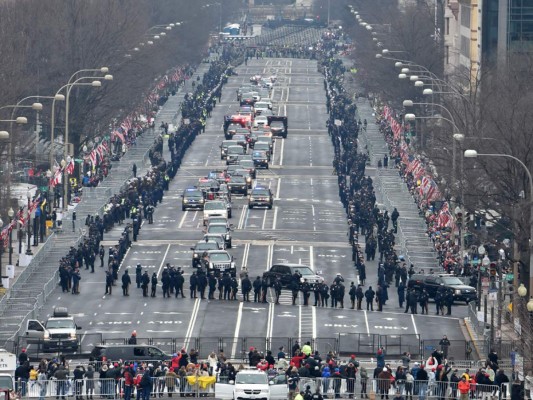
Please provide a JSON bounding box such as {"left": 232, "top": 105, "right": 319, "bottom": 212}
{"left": 12, "top": 377, "right": 512, "bottom": 399}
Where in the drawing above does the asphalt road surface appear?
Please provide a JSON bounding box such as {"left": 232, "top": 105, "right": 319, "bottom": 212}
{"left": 31, "top": 58, "right": 468, "bottom": 361}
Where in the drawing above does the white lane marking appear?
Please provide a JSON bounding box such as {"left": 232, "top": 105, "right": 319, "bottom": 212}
{"left": 104, "top": 312, "right": 134, "bottom": 315}
{"left": 275, "top": 177, "right": 281, "bottom": 200}
{"left": 242, "top": 243, "right": 250, "bottom": 270}
{"left": 238, "top": 205, "right": 247, "bottom": 230}
{"left": 411, "top": 314, "right": 419, "bottom": 335}
{"left": 231, "top": 302, "right": 244, "bottom": 359}
{"left": 156, "top": 244, "right": 171, "bottom": 278}
{"left": 364, "top": 310, "right": 370, "bottom": 335}
{"left": 279, "top": 137, "right": 285, "bottom": 166}
{"left": 267, "top": 302, "right": 274, "bottom": 340}
{"left": 266, "top": 244, "right": 274, "bottom": 271}
{"left": 272, "top": 206, "right": 278, "bottom": 230}
{"left": 261, "top": 209, "right": 267, "bottom": 230}
{"left": 309, "top": 246, "right": 314, "bottom": 271}
{"left": 312, "top": 305, "right": 317, "bottom": 339}
{"left": 311, "top": 204, "right": 315, "bottom": 217}
{"left": 291, "top": 245, "right": 294, "bottom": 255}
{"left": 178, "top": 211, "right": 188, "bottom": 229}
{"left": 184, "top": 298, "right": 201, "bottom": 349}
{"left": 298, "top": 305, "right": 302, "bottom": 342}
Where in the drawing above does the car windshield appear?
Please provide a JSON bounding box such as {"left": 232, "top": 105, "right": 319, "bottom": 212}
{"left": 230, "top": 176, "right": 246, "bottom": 183}
{"left": 185, "top": 190, "right": 203, "bottom": 197}
{"left": 235, "top": 374, "right": 268, "bottom": 385}
{"left": 205, "top": 235, "right": 223, "bottom": 243}
{"left": 292, "top": 266, "right": 315, "bottom": 276}
{"left": 252, "top": 189, "right": 270, "bottom": 196}
{"left": 228, "top": 146, "right": 244, "bottom": 154}
{"left": 255, "top": 143, "right": 269, "bottom": 149}
{"left": 440, "top": 277, "right": 464, "bottom": 285}
{"left": 271, "top": 122, "right": 283, "bottom": 128}
{"left": 240, "top": 161, "right": 254, "bottom": 168}
{"left": 195, "top": 242, "right": 219, "bottom": 251}
{"left": 233, "top": 135, "right": 246, "bottom": 141}
{"left": 204, "top": 202, "right": 225, "bottom": 210}
{"left": 209, "top": 218, "right": 227, "bottom": 224}
{"left": 210, "top": 252, "right": 231, "bottom": 262}
{"left": 208, "top": 226, "right": 227, "bottom": 234}
{"left": 46, "top": 320, "right": 76, "bottom": 329}
{"left": 253, "top": 151, "right": 267, "bottom": 157}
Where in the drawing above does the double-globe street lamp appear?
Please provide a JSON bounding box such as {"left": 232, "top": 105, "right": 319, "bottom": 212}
{"left": 464, "top": 149, "right": 533, "bottom": 296}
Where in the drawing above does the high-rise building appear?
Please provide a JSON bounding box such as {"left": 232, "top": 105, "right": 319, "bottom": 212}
{"left": 445, "top": 0, "right": 533, "bottom": 78}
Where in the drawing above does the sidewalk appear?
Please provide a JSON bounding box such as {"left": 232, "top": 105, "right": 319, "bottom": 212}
{"left": 351, "top": 84, "right": 520, "bottom": 360}
{"left": 355, "top": 99, "right": 438, "bottom": 272}
{"left": 0, "top": 59, "right": 213, "bottom": 348}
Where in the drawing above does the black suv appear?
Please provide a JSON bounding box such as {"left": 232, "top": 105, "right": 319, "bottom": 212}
{"left": 407, "top": 274, "right": 477, "bottom": 303}
{"left": 262, "top": 263, "right": 324, "bottom": 287}
{"left": 248, "top": 187, "right": 273, "bottom": 209}
{"left": 181, "top": 187, "right": 205, "bottom": 211}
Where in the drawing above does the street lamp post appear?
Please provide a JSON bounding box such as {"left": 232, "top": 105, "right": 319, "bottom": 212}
{"left": 25, "top": 191, "right": 32, "bottom": 256}
{"left": 464, "top": 149, "right": 533, "bottom": 297}
{"left": 7, "top": 207, "right": 14, "bottom": 266}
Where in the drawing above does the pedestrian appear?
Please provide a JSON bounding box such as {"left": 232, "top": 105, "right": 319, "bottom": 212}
{"left": 439, "top": 335, "right": 451, "bottom": 359}
{"left": 349, "top": 282, "right": 356, "bottom": 309}
{"left": 458, "top": 376, "right": 470, "bottom": 400}
{"left": 122, "top": 270, "right": 131, "bottom": 296}
{"left": 132, "top": 163, "right": 137, "bottom": 178}
{"left": 253, "top": 276, "right": 262, "bottom": 302}
{"left": 105, "top": 271, "right": 113, "bottom": 295}
{"left": 141, "top": 271, "right": 150, "bottom": 297}
{"left": 189, "top": 272, "right": 197, "bottom": 298}
{"left": 365, "top": 286, "right": 375, "bottom": 311}
{"left": 128, "top": 331, "right": 137, "bottom": 344}
{"left": 150, "top": 273, "right": 158, "bottom": 297}
{"left": 241, "top": 274, "right": 252, "bottom": 302}
{"left": 135, "top": 264, "right": 142, "bottom": 288}
{"left": 398, "top": 281, "right": 406, "bottom": 308}
{"left": 273, "top": 278, "right": 282, "bottom": 304}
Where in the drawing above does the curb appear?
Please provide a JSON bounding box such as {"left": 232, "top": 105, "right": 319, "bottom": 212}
{"left": 463, "top": 317, "right": 482, "bottom": 360}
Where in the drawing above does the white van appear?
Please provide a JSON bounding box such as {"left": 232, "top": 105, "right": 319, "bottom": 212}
{"left": 215, "top": 369, "right": 287, "bottom": 400}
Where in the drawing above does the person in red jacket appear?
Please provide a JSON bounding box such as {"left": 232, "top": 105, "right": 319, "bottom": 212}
{"left": 291, "top": 351, "right": 305, "bottom": 368}
{"left": 123, "top": 365, "right": 135, "bottom": 400}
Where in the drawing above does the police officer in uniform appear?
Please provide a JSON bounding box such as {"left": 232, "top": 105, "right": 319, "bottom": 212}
{"left": 241, "top": 274, "right": 252, "bottom": 302}
{"left": 141, "top": 271, "right": 150, "bottom": 297}
{"left": 301, "top": 279, "right": 311, "bottom": 306}
{"left": 273, "top": 277, "right": 282, "bottom": 305}
{"left": 253, "top": 277, "right": 262, "bottom": 302}
{"left": 146, "top": 203, "right": 155, "bottom": 224}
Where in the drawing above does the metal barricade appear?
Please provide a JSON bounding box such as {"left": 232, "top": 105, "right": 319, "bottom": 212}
{"left": 17, "top": 376, "right": 215, "bottom": 399}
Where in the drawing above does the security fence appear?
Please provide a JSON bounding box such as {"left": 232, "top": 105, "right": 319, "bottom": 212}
{"left": 296, "top": 378, "right": 508, "bottom": 400}
{"left": 9, "top": 333, "right": 518, "bottom": 367}
{"left": 11, "top": 377, "right": 509, "bottom": 400}
{"left": 13, "top": 377, "right": 214, "bottom": 399}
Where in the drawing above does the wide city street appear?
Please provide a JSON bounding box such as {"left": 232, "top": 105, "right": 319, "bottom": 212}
{"left": 33, "top": 57, "right": 467, "bottom": 360}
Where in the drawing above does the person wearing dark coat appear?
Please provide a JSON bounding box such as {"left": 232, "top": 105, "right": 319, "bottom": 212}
{"left": 105, "top": 271, "right": 113, "bottom": 295}
{"left": 141, "top": 271, "right": 150, "bottom": 297}
{"left": 135, "top": 264, "right": 142, "bottom": 288}
{"left": 253, "top": 277, "right": 262, "bottom": 302}
{"left": 349, "top": 282, "right": 357, "bottom": 309}
{"left": 398, "top": 282, "right": 406, "bottom": 308}
{"left": 122, "top": 270, "right": 131, "bottom": 296}
{"left": 150, "top": 273, "right": 158, "bottom": 297}
{"left": 241, "top": 275, "right": 252, "bottom": 302}
{"left": 365, "top": 287, "right": 375, "bottom": 311}
{"left": 494, "top": 370, "right": 510, "bottom": 399}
